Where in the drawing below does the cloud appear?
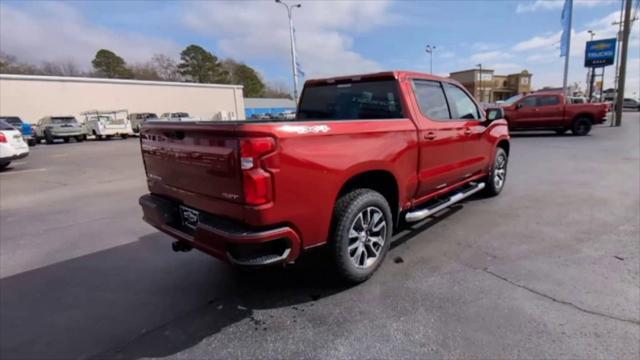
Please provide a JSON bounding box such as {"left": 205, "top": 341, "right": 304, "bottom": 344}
{"left": 470, "top": 51, "right": 513, "bottom": 63}
{"left": 0, "top": 2, "right": 180, "bottom": 68}
{"left": 513, "top": 31, "right": 562, "bottom": 52}
{"left": 181, "top": 0, "right": 397, "bottom": 78}
{"left": 516, "top": 0, "right": 615, "bottom": 13}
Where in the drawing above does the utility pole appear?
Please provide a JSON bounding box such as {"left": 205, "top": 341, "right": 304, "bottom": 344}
{"left": 587, "top": 30, "right": 595, "bottom": 102}
{"left": 425, "top": 45, "right": 436, "bottom": 74}
{"left": 476, "top": 63, "right": 483, "bottom": 102}
{"left": 614, "top": 0, "right": 633, "bottom": 127}
{"left": 275, "top": 0, "right": 302, "bottom": 102}
{"left": 561, "top": 0, "right": 573, "bottom": 96}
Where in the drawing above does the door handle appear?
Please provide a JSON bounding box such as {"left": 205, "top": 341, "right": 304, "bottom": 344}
{"left": 464, "top": 128, "right": 472, "bottom": 135}
{"left": 424, "top": 132, "right": 436, "bottom": 140}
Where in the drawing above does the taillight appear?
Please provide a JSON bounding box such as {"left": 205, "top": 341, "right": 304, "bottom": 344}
{"left": 0, "top": 133, "right": 6, "bottom": 143}
{"left": 240, "top": 137, "right": 276, "bottom": 205}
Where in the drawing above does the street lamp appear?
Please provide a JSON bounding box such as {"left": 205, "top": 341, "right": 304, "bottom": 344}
{"left": 275, "top": 0, "right": 302, "bottom": 102}
{"left": 476, "top": 63, "right": 483, "bottom": 102}
{"left": 587, "top": 30, "right": 596, "bottom": 101}
{"left": 425, "top": 45, "right": 436, "bottom": 74}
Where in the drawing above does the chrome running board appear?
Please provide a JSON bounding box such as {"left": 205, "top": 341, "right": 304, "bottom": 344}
{"left": 405, "top": 182, "right": 485, "bottom": 223}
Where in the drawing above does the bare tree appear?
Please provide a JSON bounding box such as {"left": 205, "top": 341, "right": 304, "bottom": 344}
{"left": 151, "top": 54, "right": 181, "bottom": 81}
{"left": 263, "top": 80, "right": 292, "bottom": 99}
{"left": 129, "top": 62, "right": 161, "bottom": 81}
{"left": 0, "top": 52, "right": 41, "bottom": 75}
{"left": 41, "top": 60, "right": 84, "bottom": 77}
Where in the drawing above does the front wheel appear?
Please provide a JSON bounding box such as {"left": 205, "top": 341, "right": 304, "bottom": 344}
{"left": 329, "top": 189, "right": 392, "bottom": 283}
{"left": 484, "top": 147, "right": 508, "bottom": 197}
{"left": 28, "top": 138, "right": 37, "bottom": 146}
{"left": 121, "top": 134, "right": 129, "bottom": 139}
{"left": 45, "top": 131, "right": 54, "bottom": 144}
{"left": 76, "top": 135, "right": 85, "bottom": 142}
{"left": 572, "top": 117, "right": 592, "bottom": 136}
{"left": 0, "top": 162, "right": 10, "bottom": 170}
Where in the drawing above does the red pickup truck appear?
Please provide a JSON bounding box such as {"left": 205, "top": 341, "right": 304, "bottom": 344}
{"left": 138, "top": 71, "right": 510, "bottom": 282}
{"left": 500, "top": 92, "right": 608, "bottom": 135}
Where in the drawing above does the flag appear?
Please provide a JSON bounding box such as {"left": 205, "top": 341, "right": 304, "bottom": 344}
{"left": 292, "top": 26, "right": 305, "bottom": 78}
{"left": 560, "top": 0, "right": 572, "bottom": 57}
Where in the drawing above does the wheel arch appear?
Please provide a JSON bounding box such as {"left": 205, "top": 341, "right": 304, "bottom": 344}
{"left": 335, "top": 170, "right": 400, "bottom": 228}
{"left": 573, "top": 112, "right": 594, "bottom": 123}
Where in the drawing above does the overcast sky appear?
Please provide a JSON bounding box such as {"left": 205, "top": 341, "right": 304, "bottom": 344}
{"left": 1, "top": 0, "right": 638, "bottom": 96}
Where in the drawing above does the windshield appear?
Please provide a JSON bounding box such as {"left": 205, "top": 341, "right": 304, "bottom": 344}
{"left": 0, "top": 119, "right": 16, "bottom": 130}
{"left": 502, "top": 94, "right": 523, "bottom": 105}
{"left": 0, "top": 117, "right": 23, "bottom": 126}
{"left": 297, "top": 79, "right": 404, "bottom": 120}
{"left": 51, "top": 117, "right": 78, "bottom": 124}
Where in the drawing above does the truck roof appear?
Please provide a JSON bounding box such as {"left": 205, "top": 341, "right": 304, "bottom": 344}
{"left": 305, "top": 70, "right": 460, "bottom": 86}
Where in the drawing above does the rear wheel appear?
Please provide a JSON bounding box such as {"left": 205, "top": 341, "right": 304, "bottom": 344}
{"left": 484, "top": 147, "right": 508, "bottom": 197}
{"left": 121, "top": 134, "right": 129, "bottom": 139}
{"left": 28, "top": 138, "right": 37, "bottom": 146}
{"left": 0, "top": 162, "right": 10, "bottom": 170}
{"left": 75, "top": 135, "right": 84, "bottom": 142}
{"left": 45, "top": 131, "right": 54, "bottom": 144}
{"left": 572, "top": 117, "right": 592, "bottom": 136}
{"left": 329, "top": 189, "right": 392, "bottom": 283}
{"left": 63, "top": 137, "right": 70, "bottom": 143}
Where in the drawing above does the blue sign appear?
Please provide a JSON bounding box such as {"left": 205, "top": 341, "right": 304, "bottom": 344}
{"left": 585, "top": 38, "right": 616, "bottom": 67}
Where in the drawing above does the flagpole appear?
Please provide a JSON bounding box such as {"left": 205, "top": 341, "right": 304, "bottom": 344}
{"left": 562, "top": 0, "right": 573, "bottom": 96}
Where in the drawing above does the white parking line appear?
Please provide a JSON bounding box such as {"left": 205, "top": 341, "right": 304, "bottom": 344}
{"left": 0, "top": 168, "right": 48, "bottom": 175}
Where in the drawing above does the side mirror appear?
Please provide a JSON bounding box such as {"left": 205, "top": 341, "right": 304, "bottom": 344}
{"left": 485, "top": 107, "right": 504, "bottom": 122}
{"left": 516, "top": 103, "right": 523, "bottom": 109}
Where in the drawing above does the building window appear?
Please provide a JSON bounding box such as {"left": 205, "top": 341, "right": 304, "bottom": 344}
{"left": 521, "top": 77, "right": 529, "bottom": 85}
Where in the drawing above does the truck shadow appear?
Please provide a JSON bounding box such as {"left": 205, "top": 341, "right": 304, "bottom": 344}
{"left": 0, "top": 204, "right": 465, "bottom": 360}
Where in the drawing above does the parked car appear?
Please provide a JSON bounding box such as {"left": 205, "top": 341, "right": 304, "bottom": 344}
{"left": 501, "top": 92, "right": 608, "bottom": 135}
{"left": 35, "top": 116, "right": 87, "bottom": 144}
{"left": 280, "top": 110, "right": 296, "bottom": 120}
{"left": 567, "top": 96, "right": 587, "bottom": 104}
{"left": 159, "top": 112, "right": 200, "bottom": 121}
{"left": 81, "top": 110, "right": 133, "bottom": 140}
{"left": 0, "top": 120, "right": 29, "bottom": 169}
{"left": 138, "top": 70, "right": 510, "bottom": 283}
{"left": 128, "top": 113, "right": 158, "bottom": 133}
{"left": 0, "top": 116, "right": 36, "bottom": 146}
{"left": 622, "top": 98, "right": 640, "bottom": 110}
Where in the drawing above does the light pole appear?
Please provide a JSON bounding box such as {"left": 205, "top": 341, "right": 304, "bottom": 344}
{"left": 587, "top": 30, "right": 596, "bottom": 101}
{"left": 275, "top": 0, "right": 302, "bottom": 102}
{"left": 476, "top": 63, "right": 483, "bottom": 102}
{"left": 425, "top": 45, "right": 436, "bottom": 74}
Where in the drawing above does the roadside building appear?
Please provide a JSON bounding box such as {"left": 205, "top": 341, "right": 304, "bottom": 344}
{"left": 0, "top": 74, "right": 245, "bottom": 123}
{"left": 244, "top": 98, "right": 296, "bottom": 118}
{"left": 449, "top": 69, "right": 532, "bottom": 103}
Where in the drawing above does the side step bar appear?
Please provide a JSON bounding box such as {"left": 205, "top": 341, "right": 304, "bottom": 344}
{"left": 405, "top": 182, "right": 485, "bottom": 223}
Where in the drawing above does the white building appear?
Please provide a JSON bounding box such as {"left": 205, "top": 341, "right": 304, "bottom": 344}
{"left": 0, "top": 74, "right": 245, "bottom": 123}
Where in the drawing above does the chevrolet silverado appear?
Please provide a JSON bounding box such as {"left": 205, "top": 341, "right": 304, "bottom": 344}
{"left": 138, "top": 71, "right": 510, "bottom": 282}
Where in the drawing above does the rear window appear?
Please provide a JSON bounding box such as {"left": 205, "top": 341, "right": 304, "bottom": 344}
{"left": 297, "top": 80, "right": 404, "bottom": 120}
{"left": 51, "top": 117, "right": 78, "bottom": 124}
{"left": 0, "top": 117, "right": 22, "bottom": 127}
{"left": 0, "top": 120, "right": 16, "bottom": 131}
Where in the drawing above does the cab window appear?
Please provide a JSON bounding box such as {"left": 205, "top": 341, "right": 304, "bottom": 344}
{"left": 413, "top": 80, "right": 450, "bottom": 120}
{"left": 538, "top": 95, "right": 560, "bottom": 106}
{"left": 443, "top": 83, "right": 481, "bottom": 120}
{"left": 519, "top": 96, "right": 538, "bottom": 108}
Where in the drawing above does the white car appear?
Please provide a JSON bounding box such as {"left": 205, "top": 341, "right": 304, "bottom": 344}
{"left": 0, "top": 120, "right": 29, "bottom": 170}
{"left": 159, "top": 112, "right": 200, "bottom": 122}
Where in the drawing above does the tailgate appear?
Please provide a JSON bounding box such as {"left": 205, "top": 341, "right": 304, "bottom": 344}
{"left": 140, "top": 122, "right": 243, "bottom": 205}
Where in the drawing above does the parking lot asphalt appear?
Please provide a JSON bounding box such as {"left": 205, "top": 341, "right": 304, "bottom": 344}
{"left": 1, "top": 113, "right": 639, "bottom": 359}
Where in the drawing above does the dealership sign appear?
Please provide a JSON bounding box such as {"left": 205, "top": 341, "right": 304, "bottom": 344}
{"left": 584, "top": 38, "right": 616, "bottom": 67}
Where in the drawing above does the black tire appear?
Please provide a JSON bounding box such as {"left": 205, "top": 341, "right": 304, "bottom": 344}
{"left": 28, "top": 138, "right": 37, "bottom": 146}
{"left": 75, "top": 136, "right": 84, "bottom": 142}
{"left": 0, "top": 162, "right": 10, "bottom": 170}
{"left": 121, "top": 134, "right": 129, "bottom": 139}
{"left": 45, "top": 131, "right": 54, "bottom": 144}
{"left": 105, "top": 135, "right": 113, "bottom": 140}
{"left": 329, "top": 189, "right": 393, "bottom": 283}
{"left": 484, "top": 147, "right": 508, "bottom": 197}
{"left": 63, "top": 137, "right": 70, "bottom": 143}
{"left": 571, "top": 117, "right": 592, "bottom": 136}
{"left": 555, "top": 129, "right": 567, "bottom": 135}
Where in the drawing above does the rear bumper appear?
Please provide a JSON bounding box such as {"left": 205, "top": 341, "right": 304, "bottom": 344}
{"left": 139, "top": 194, "right": 302, "bottom": 265}
{"left": 0, "top": 151, "right": 28, "bottom": 163}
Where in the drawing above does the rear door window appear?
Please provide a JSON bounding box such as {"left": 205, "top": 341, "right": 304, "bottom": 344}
{"left": 0, "top": 117, "right": 22, "bottom": 127}
{"left": 413, "top": 80, "right": 450, "bottom": 120}
{"left": 443, "top": 83, "right": 481, "bottom": 120}
{"left": 0, "top": 120, "right": 16, "bottom": 130}
{"left": 539, "top": 95, "right": 560, "bottom": 106}
{"left": 297, "top": 79, "right": 404, "bottom": 120}
{"left": 51, "top": 117, "right": 78, "bottom": 124}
